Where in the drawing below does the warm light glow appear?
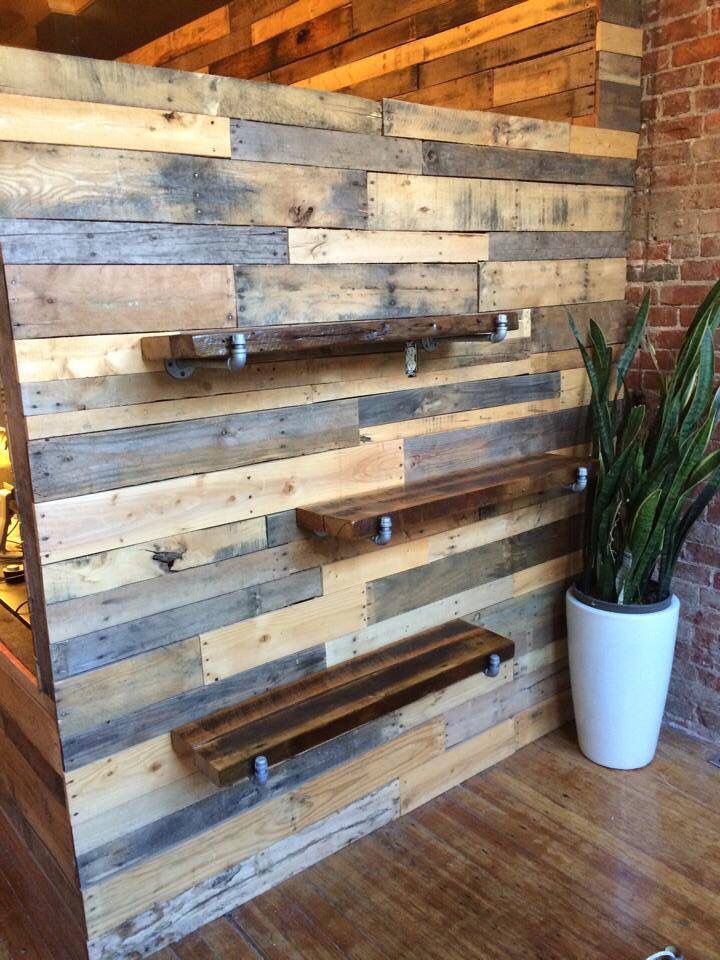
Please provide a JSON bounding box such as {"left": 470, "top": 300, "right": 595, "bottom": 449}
{"left": 0, "top": 428, "right": 12, "bottom": 485}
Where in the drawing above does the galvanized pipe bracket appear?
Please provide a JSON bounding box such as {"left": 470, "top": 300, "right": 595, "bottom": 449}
{"left": 165, "top": 333, "right": 248, "bottom": 380}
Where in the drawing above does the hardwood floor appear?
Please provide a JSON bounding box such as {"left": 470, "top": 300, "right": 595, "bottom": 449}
{"left": 1, "top": 724, "right": 717, "bottom": 960}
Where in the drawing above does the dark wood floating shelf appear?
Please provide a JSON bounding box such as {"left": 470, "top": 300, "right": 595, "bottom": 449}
{"left": 172, "top": 620, "right": 514, "bottom": 788}
{"left": 141, "top": 312, "right": 521, "bottom": 379}
{"left": 297, "top": 453, "right": 593, "bottom": 544}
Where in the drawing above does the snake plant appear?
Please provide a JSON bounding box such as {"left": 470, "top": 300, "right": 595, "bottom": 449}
{"left": 571, "top": 279, "right": 720, "bottom": 605}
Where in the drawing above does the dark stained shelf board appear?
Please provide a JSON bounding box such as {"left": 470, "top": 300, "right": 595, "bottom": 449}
{"left": 140, "top": 312, "right": 521, "bottom": 362}
{"left": 172, "top": 620, "right": 514, "bottom": 787}
{"left": 297, "top": 453, "right": 593, "bottom": 541}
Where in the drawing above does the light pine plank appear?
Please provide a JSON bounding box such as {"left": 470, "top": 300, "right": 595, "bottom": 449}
{"left": 252, "top": 0, "right": 347, "bottom": 44}
{"left": 82, "top": 721, "right": 444, "bottom": 937}
{"left": 15, "top": 331, "right": 177, "bottom": 383}
{"left": 35, "top": 440, "right": 404, "bottom": 564}
{"left": 288, "top": 229, "right": 489, "bottom": 264}
{"left": 513, "top": 551, "right": 584, "bottom": 597}
{"left": 492, "top": 43, "right": 595, "bottom": 109}
{"left": 478, "top": 258, "right": 627, "bottom": 310}
{"left": 0, "top": 93, "right": 231, "bottom": 158}
{"left": 6, "top": 265, "right": 236, "bottom": 339}
{"left": 368, "top": 173, "right": 630, "bottom": 232}
{"left": 596, "top": 20, "right": 643, "bottom": 57}
{"left": 119, "top": 7, "right": 232, "bottom": 67}
{"left": 292, "top": 0, "right": 595, "bottom": 91}
{"left": 400, "top": 717, "right": 516, "bottom": 813}
{"left": 25, "top": 385, "right": 314, "bottom": 441}
{"left": 569, "top": 124, "right": 639, "bottom": 159}
{"left": 201, "top": 583, "right": 367, "bottom": 681}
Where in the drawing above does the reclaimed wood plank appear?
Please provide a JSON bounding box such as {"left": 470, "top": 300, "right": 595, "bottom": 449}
{"left": 180, "top": 623, "right": 514, "bottom": 787}
{"left": 419, "top": 9, "right": 597, "bottom": 87}
{"left": 368, "top": 173, "right": 630, "bottom": 231}
{"left": 598, "top": 50, "right": 641, "bottom": 85}
{"left": 0, "top": 47, "right": 382, "bottom": 134}
{"left": 488, "top": 231, "right": 629, "bottom": 261}
{"left": 288, "top": 228, "right": 489, "bottom": 263}
{"left": 292, "top": 0, "right": 594, "bottom": 91}
{"left": 531, "top": 300, "right": 631, "bottom": 353}
{"left": 235, "top": 263, "right": 477, "bottom": 325}
{"left": 400, "top": 70, "right": 494, "bottom": 112}
{"left": 119, "top": 7, "right": 232, "bottom": 66}
{"left": 596, "top": 20, "right": 643, "bottom": 57}
{"left": 357, "top": 371, "right": 559, "bottom": 426}
{"left": 35, "top": 439, "right": 404, "bottom": 563}
{"left": 569, "top": 124, "right": 639, "bottom": 159}
{"left": 56, "top": 637, "right": 204, "bottom": 739}
{"left": 478, "top": 258, "right": 628, "bottom": 310}
{"left": 400, "top": 716, "right": 516, "bottom": 813}
{"left": 63, "top": 646, "right": 327, "bottom": 770}
{"left": 230, "top": 119, "right": 422, "bottom": 173}
{"left": 599, "top": 0, "right": 642, "bottom": 27}
{"left": 85, "top": 784, "right": 398, "bottom": 960}
{"left": 6, "top": 265, "right": 236, "bottom": 339}
{"left": 0, "top": 92, "right": 231, "bottom": 158}
{"left": 492, "top": 43, "right": 595, "bottom": 107}
{"left": 404, "top": 406, "right": 590, "bottom": 481}
{"left": 597, "top": 79, "right": 642, "bottom": 133}
{"left": 384, "top": 98, "right": 571, "bottom": 151}
{"left": 0, "top": 142, "right": 367, "bottom": 229}
{"left": 82, "top": 721, "right": 444, "bottom": 937}
{"left": 252, "top": 0, "right": 347, "bottom": 44}
{"left": 201, "top": 582, "right": 366, "bottom": 681}
{"left": 30, "top": 398, "right": 359, "bottom": 501}
{"left": 213, "top": 6, "right": 354, "bottom": 79}
{"left": 493, "top": 84, "right": 594, "bottom": 122}
{"left": 0, "top": 220, "right": 289, "bottom": 265}
{"left": 42, "top": 516, "right": 267, "bottom": 605}
{"left": 51, "top": 568, "right": 323, "bottom": 680}
{"left": 422, "top": 139, "right": 636, "bottom": 185}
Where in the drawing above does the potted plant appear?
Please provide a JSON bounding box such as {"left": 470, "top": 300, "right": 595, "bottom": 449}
{"left": 567, "top": 279, "right": 720, "bottom": 769}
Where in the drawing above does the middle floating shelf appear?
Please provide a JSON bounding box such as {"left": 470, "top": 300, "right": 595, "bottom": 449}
{"left": 296, "top": 453, "right": 593, "bottom": 546}
{"left": 141, "top": 311, "right": 520, "bottom": 380}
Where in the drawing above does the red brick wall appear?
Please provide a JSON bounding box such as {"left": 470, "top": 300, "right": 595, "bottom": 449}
{"left": 628, "top": 0, "right": 720, "bottom": 742}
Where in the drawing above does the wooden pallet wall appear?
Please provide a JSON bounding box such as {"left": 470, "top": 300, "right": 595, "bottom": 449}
{"left": 0, "top": 44, "right": 638, "bottom": 960}
{"left": 118, "top": 0, "right": 642, "bottom": 130}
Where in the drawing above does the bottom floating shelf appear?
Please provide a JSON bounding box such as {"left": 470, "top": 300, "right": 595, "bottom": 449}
{"left": 296, "top": 452, "right": 592, "bottom": 543}
{"left": 172, "top": 620, "right": 514, "bottom": 787}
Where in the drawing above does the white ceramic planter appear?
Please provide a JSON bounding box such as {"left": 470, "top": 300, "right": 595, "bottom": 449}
{"left": 566, "top": 585, "right": 680, "bottom": 770}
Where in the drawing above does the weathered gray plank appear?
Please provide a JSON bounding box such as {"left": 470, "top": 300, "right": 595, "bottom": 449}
{"left": 509, "top": 516, "right": 581, "bottom": 573}
{"left": 86, "top": 784, "right": 397, "bottom": 960}
{"left": 235, "top": 263, "right": 477, "bottom": 326}
{"left": 51, "top": 568, "right": 322, "bottom": 681}
{"left": 598, "top": 80, "right": 642, "bottom": 133}
{"left": 531, "top": 300, "right": 631, "bottom": 353}
{"left": 231, "top": 119, "right": 422, "bottom": 174}
{"left": 0, "top": 47, "right": 382, "bottom": 134}
{"left": 62, "top": 645, "right": 326, "bottom": 769}
{"left": 77, "top": 716, "right": 404, "bottom": 886}
{"left": 0, "top": 220, "right": 289, "bottom": 265}
{"left": 488, "top": 231, "right": 628, "bottom": 262}
{"left": 30, "top": 399, "right": 359, "bottom": 500}
{"left": 367, "top": 539, "right": 511, "bottom": 624}
{"left": 465, "top": 578, "right": 570, "bottom": 657}
{"left": 358, "top": 371, "right": 559, "bottom": 427}
{"left": 599, "top": 0, "right": 642, "bottom": 27}
{"left": 404, "top": 407, "right": 591, "bottom": 481}
{"left": 42, "top": 517, "right": 268, "bottom": 605}
{"left": 422, "top": 140, "right": 636, "bottom": 186}
{"left": 445, "top": 662, "right": 570, "bottom": 747}
{"left": 0, "top": 142, "right": 367, "bottom": 229}
{"left": 46, "top": 538, "right": 328, "bottom": 644}
{"left": 56, "top": 636, "right": 204, "bottom": 740}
